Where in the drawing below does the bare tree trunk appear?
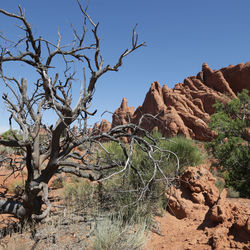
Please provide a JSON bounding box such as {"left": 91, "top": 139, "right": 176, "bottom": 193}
{"left": 0, "top": 200, "right": 26, "bottom": 219}
{"left": 0, "top": 1, "right": 157, "bottom": 222}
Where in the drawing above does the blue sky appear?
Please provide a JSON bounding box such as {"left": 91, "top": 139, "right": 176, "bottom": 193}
{"left": 0, "top": 0, "right": 250, "bottom": 133}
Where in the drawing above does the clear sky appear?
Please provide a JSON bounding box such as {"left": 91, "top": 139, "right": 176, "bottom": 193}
{"left": 0, "top": 0, "right": 250, "bottom": 133}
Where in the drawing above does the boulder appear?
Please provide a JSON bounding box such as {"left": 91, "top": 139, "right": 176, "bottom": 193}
{"left": 166, "top": 166, "right": 250, "bottom": 249}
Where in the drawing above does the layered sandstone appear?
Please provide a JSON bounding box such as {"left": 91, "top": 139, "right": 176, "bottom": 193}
{"left": 110, "top": 62, "right": 250, "bottom": 141}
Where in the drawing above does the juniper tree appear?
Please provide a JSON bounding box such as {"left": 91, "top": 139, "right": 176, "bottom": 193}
{"left": 207, "top": 89, "right": 250, "bottom": 197}
{"left": 0, "top": 2, "right": 179, "bottom": 221}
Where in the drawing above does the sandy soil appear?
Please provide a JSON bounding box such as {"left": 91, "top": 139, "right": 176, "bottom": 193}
{"left": 146, "top": 198, "right": 250, "bottom": 250}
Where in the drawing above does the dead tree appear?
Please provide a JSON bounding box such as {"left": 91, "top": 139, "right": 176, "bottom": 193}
{"left": 0, "top": 2, "right": 178, "bottom": 221}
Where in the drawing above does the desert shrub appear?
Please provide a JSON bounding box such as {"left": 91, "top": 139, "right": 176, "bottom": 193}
{"left": 61, "top": 135, "right": 204, "bottom": 225}
{"left": 99, "top": 184, "right": 155, "bottom": 225}
{"left": 1, "top": 130, "right": 25, "bottom": 155}
{"left": 0, "top": 145, "right": 24, "bottom": 156}
{"left": 206, "top": 89, "right": 250, "bottom": 197}
{"left": 8, "top": 179, "right": 25, "bottom": 195}
{"left": 100, "top": 140, "right": 126, "bottom": 165}
{"left": 63, "top": 177, "right": 98, "bottom": 210}
{"left": 159, "top": 136, "right": 205, "bottom": 172}
{"left": 98, "top": 139, "right": 167, "bottom": 224}
{"left": 0, "top": 145, "right": 14, "bottom": 155}
{"left": 128, "top": 133, "right": 204, "bottom": 190}
{"left": 226, "top": 187, "right": 240, "bottom": 198}
{"left": 98, "top": 134, "right": 204, "bottom": 224}
{"left": 91, "top": 215, "right": 146, "bottom": 250}
{"left": 50, "top": 176, "right": 64, "bottom": 189}
{"left": 1, "top": 129, "right": 21, "bottom": 140}
{"left": 101, "top": 133, "right": 204, "bottom": 177}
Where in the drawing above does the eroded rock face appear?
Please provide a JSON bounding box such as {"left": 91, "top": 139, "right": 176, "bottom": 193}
{"left": 88, "top": 119, "right": 111, "bottom": 136}
{"left": 167, "top": 165, "right": 220, "bottom": 219}
{"left": 167, "top": 166, "right": 250, "bottom": 249}
{"left": 112, "top": 98, "right": 134, "bottom": 127}
{"left": 111, "top": 62, "right": 250, "bottom": 141}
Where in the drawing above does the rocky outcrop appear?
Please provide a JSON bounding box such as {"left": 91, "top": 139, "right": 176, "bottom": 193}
{"left": 88, "top": 119, "right": 111, "bottom": 135}
{"left": 112, "top": 98, "right": 134, "bottom": 127}
{"left": 219, "top": 62, "right": 250, "bottom": 94}
{"left": 167, "top": 165, "right": 220, "bottom": 219}
{"left": 110, "top": 62, "right": 250, "bottom": 141}
{"left": 167, "top": 165, "right": 250, "bottom": 249}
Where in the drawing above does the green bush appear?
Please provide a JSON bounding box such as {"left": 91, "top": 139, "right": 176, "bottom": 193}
{"left": 206, "top": 89, "right": 250, "bottom": 197}
{"left": 158, "top": 135, "right": 205, "bottom": 172}
{"left": 100, "top": 140, "right": 126, "bottom": 165}
{"left": 62, "top": 134, "right": 204, "bottom": 226}
{"left": 63, "top": 178, "right": 98, "bottom": 210}
{"left": 101, "top": 134, "right": 204, "bottom": 177}
{"left": 98, "top": 134, "right": 204, "bottom": 224}
{"left": 0, "top": 129, "right": 25, "bottom": 155}
{"left": 128, "top": 133, "right": 204, "bottom": 191}
{"left": 1, "top": 129, "right": 22, "bottom": 140}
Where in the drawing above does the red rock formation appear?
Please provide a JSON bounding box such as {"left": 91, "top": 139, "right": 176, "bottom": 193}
{"left": 89, "top": 119, "right": 111, "bottom": 135}
{"left": 166, "top": 165, "right": 250, "bottom": 249}
{"left": 220, "top": 62, "right": 250, "bottom": 94}
{"left": 98, "top": 119, "right": 112, "bottom": 133}
{"left": 112, "top": 98, "right": 134, "bottom": 127}
{"left": 111, "top": 62, "right": 250, "bottom": 141}
{"left": 202, "top": 62, "right": 237, "bottom": 98}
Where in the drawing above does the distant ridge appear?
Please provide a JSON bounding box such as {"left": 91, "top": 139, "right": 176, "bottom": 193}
{"left": 94, "top": 62, "right": 250, "bottom": 141}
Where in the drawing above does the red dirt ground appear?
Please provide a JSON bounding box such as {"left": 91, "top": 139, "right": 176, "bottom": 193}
{"left": 146, "top": 198, "right": 250, "bottom": 250}
{"left": 0, "top": 161, "right": 249, "bottom": 249}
